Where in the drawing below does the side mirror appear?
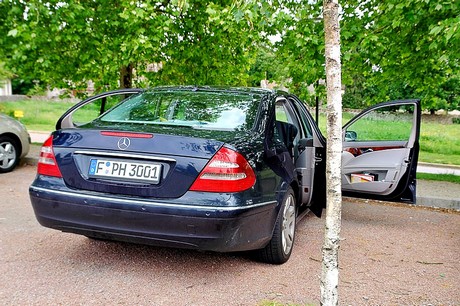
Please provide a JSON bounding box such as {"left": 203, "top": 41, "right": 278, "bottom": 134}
{"left": 345, "top": 130, "right": 357, "bottom": 142}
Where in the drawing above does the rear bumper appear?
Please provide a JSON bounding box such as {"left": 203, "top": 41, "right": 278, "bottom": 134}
{"left": 29, "top": 185, "right": 278, "bottom": 252}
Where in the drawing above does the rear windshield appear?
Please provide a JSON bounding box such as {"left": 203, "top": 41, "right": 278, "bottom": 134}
{"left": 99, "top": 90, "right": 260, "bottom": 132}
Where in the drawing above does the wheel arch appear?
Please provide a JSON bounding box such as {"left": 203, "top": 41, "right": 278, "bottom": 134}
{"left": 0, "top": 132, "right": 22, "bottom": 156}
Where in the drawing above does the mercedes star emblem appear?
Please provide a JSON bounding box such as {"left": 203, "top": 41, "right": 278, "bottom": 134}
{"left": 117, "top": 137, "right": 131, "bottom": 150}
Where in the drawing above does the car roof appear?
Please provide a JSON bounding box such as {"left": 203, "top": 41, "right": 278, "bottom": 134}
{"left": 144, "top": 85, "right": 282, "bottom": 96}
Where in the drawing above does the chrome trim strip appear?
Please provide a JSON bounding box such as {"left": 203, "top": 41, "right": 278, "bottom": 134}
{"left": 74, "top": 150, "right": 176, "bottom": 162}
{"left": 30, "top": 186, "right": 277, "bottom": 212}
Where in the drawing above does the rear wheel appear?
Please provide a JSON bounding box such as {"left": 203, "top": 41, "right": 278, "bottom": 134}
{"left": 0, "top": 136, "right": 20, "bottom": 173}
{"left": 256, "top": 187, "right": 297, "bottom": 264}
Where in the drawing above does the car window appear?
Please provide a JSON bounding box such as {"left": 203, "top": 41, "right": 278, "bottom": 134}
{"left": 274, "top": 99, "right": 300, "bottom": 148}
{"left": 275, "top": 100, "right": 297, "bottom": 125}
{"left": 344, "top": 104, "right": 414, "bottom": 142}
{"left": 69, "top": 94, "right": 135, "bottom": 126}
{"left": 288, "top": 97, "right": 313, "bottom": 139}
{"left": 98, "top": 91, "right": 260, "bottom": 132}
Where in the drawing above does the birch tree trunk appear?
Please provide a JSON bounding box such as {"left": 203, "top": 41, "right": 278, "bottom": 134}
{"left": 321, "top": 0, "right": 342, "bottom": 305}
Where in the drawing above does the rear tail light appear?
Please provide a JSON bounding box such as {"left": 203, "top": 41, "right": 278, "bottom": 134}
{"left": 190, "top": 147, "right": 256, "bottom": 193}
{"left": 37, "top": 136, "right": 62, "bottom": 178}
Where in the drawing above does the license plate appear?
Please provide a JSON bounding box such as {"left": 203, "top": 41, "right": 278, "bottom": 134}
{"left": 88, "top": 159, "right": 162, "bottom": 184}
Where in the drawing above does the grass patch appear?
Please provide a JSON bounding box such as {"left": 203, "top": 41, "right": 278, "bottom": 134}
{"left": 418, "top": 152, "right": 460, "bottom": 166}
{"left": 419, "top": 120, "right": 460, "bottom": 165}
{"left": 417, "top": 173, "right": 460, "bottom": 184}
{"left": 0, "top": 99, "right": 75, "bottom": 131}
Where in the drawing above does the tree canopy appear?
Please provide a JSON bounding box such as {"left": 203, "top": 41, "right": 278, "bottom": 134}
{"left": 1, "top": 0, "right": 272, "bottom": 92}
{"left": 1, "top": 0, "right": 458, "bottom": 110}
{"left": 342, "top": 0, "right": 460, "bottom": 111}
{"left": 272, "top": 0, "right": 459, "bottom": 110}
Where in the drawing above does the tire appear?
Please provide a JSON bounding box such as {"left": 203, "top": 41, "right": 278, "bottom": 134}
{"left": 0, "top": 136, "right": 20, "bottom": 173}
{"left": 256, "top": 187, "right": 297, "bottom": 264}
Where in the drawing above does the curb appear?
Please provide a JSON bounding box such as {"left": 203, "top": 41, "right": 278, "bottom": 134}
{"left": 415, "top": 196, "right": 460, "bottom": 211}
{"left": 417, "top": 162, "right": 460, "bottom": 176}
{"left": 418, "top": 162, "right": 460, "bottom": 170}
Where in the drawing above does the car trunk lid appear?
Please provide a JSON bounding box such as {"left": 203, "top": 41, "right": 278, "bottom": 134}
{"left": 52, "top": 129, "right": 223, "bottom": 198}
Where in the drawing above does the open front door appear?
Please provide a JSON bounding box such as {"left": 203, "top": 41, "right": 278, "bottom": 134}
{"left": 341, "top": 99, "right": 421, "bottom": 203}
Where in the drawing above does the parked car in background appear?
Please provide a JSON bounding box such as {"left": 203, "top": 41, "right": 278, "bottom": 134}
{"left": 0, "top": 113, "right": 30, "bottom": 173}
{"left": 29, "top": 86, "right": 421, "bottom": 264}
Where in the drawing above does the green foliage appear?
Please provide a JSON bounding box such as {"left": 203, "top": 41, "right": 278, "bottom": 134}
{"left": 341, "top": 0, "right": 460, "bottom": 111}
{"left": 436, "top": 77, "right": 460, "bottom": 111}
{"left": 0, "top": 0, "right": 276, "bottom": 91}
{"left": 273, "top": 1, "right": 325, "bottom": 101}
{"left": 247, "top": 46, "right": 288, "bottom": 88}
{"left": 272, "top": 0, "right": 460, "bottom": 111}
{"left": 0, "top": 61, "right": 13, "bottom": 81}
{"left": 11, "top": 77, "right": 36, "bottom": 95}
{"left": 341, "top": 80, "right": 379, "bottom": 109}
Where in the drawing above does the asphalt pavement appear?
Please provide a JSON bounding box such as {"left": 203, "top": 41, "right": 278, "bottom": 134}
{"left": 3, "top": 165, "right": 459, "bottom": 304}
{"left": 24, "top": 131, "right": 460, "bottom": 211}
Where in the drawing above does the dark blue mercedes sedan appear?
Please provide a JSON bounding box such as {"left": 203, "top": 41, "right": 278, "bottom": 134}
{"left": 29, "top": 86, "right": 421, "bottom": 264}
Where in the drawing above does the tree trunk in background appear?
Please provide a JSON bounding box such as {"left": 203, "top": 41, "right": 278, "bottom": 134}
{"left": 120, "top": 63, "right": 133, "bottom": 88}
{"left": 321, "top": 0, "right": 343, "bottom": 305}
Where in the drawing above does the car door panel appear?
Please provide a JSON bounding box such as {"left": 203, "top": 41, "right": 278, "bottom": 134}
{"left": 343, "top": 140, "right": 407, "bottom": 155}
{"left": 342, "top": 147, "right": 410, "bottom": 195}
{"left": 342, "top": 99, "right": 421, "bottom": 203}
{"left": 295, "top": 138, "right": 315, "bottom": 205}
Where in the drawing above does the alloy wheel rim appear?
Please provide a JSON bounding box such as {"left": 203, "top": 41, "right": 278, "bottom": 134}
{"left": 0, "top": 142, "right": 16, "bottom": 169}
{"left": 281, "top": 194, "right": 296, "bottom": 255}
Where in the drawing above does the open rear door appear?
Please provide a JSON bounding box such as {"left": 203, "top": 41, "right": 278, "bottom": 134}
{"left": 341, "top": 99, "right": 421, "bottom": 203}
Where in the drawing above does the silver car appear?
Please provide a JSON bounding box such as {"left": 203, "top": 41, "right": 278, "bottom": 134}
{"left": 0, "top": 113, "right": 30, "bottom": 173}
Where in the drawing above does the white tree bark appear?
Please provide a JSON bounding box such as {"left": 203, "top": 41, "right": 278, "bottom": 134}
{"left": 321, "top": 0, "right": 342, "bottom": 305}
